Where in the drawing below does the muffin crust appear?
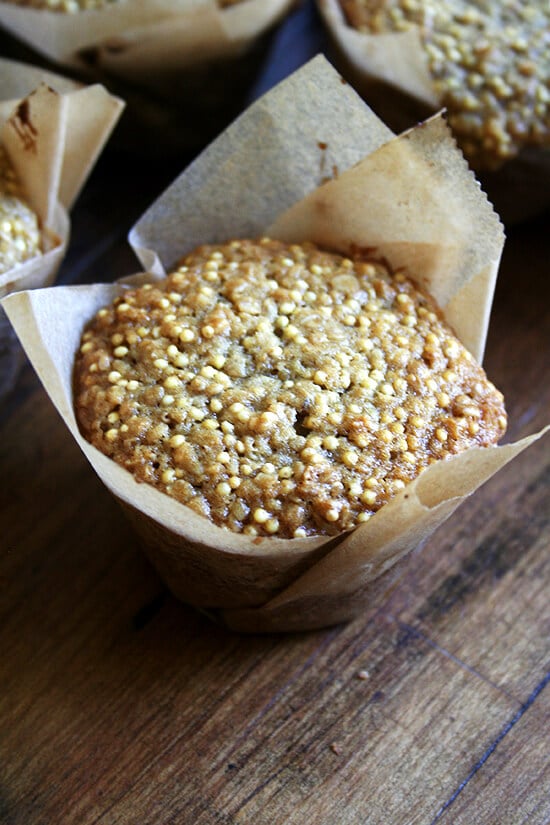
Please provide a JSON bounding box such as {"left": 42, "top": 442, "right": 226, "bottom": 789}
{"left": 74, "top": 238, "right": 506, "bottom": 539}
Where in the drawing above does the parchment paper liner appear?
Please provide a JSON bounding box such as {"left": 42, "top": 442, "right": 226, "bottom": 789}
{"left": 3, "top": 57, "right": 547, "bottom": 632}
{"left": 318, "top": 0, "right": 436, "bottom": 109}
{"left": 0, "top": 0, "right": 296, "bottom": 79}
{"left": 317, "top": 0, "right": 550, "bottom": 222}
{"left": 0, "top": 58, "right": 124, "bottom": 396}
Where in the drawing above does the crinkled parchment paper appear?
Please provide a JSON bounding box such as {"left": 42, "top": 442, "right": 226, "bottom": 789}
{"left": 317, "top": 0, "right": 437, "bottom": 109}
{"left": 0, "top": 58, "right": 124, "bottom": 395}
{"left": 0, "top": 0, "right": 295, "bottom": 78}
{"left": 3, "top": 57, "right": 547, "bottom": 632}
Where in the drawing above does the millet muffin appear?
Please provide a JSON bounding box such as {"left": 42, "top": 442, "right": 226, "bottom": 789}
{"left": 0, "top": 143, "right": 42, "bottom": 275}
{"left": 339, "top": 0, "right": 550, "bottom": 169}
{"left": 74, "top": 238, "right": 507, "bottom": 539}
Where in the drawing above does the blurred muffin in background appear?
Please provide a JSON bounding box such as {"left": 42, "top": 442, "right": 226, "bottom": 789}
{"left": 339, "top": 0, "right": 549, "bottom": 171}
{"left": 2, "top": 0, "right": 248, "bottom": 11}
{"left": 0, "top": 143, "right": 42, "bottom": 274}
{"left": 0, "top": 0, "right": 300, "bottom": 153}
{"left": 0, "top": 59, "right": 123, "bottom": 399}
{"left": 318, "top": 0, "right": 550, "bottom": 220}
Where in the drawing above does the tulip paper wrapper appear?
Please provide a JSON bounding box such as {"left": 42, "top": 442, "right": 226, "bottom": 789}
{"left": 0, "top": 58, "right": 124, "bottom": 396}
{"left": 3, "top": 57, "right": 547, "bottom": 633}
{"left": 0, "top": 0, "right": 295, "bottom": 81}
{"left": 318, "top": 0, "right": 437, "bottom": 110}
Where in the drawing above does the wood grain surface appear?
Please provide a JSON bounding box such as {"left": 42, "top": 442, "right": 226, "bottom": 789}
{"left": 0, "top": 146, "right": 548, "bottom": 825}
{"left": 1, "top": 8, "right": 549, "bottom": 821}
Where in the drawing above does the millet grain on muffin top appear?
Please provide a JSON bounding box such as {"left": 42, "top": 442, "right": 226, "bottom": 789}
{"left": 74, "top": 238, "right": 506, "bottom": 539}
{"left": 0, "top": 144, "right": 42, "bottom": 275}
{"left": 340, "top": 0, "right": 550, "bottom": 169}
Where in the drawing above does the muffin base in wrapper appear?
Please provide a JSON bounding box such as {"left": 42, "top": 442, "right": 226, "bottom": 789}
{"left": 0, "top": 59, "right": 124, "bottom": 397}
{"left": 317, "top": 0, "right": 550, "bottom": 224}
{"left": 3, "top": 57, "right": 548, "bottom": 632}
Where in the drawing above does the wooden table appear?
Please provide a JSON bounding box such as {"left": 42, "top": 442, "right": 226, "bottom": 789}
{"left": 1, "top": 10, "right": 550, "bottom": 823}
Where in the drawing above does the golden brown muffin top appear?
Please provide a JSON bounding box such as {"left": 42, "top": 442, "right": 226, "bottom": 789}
{"left": 74, "top": 238, "right": 506, "bottom": 539}
{"left": 0, "top": 144, "right": 42, "bottom": 276}
{"left": 340, "top": 0, "right": 550, "bottom": 169}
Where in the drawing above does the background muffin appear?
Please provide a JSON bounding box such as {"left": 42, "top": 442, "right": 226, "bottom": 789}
{"left": 0, "top": 0, "right": 299, "bottom": 153}
{"left": 338, "top": 0, "right": 549, "bottom": 171}
{"left": 2, "top": 0, "right": 248, "bottom": 11}
{"left": 317, "top": 0, "right": 550, "bottom": 221}
{"left": 0, "top": 60, "right": 123, "bottom": 399}
{"left": 0, "top": 142, "right": 42, "bottom": 274}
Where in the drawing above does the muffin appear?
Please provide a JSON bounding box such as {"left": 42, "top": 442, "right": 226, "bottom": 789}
{"left": 73, "top": 238, "right": 506, "bottom": 541}
{"left": 5, "top": 57, "right": 542, "bottom": 630}
{"left": 0, "top": 142, "right": 41, "bottom": 274}
{"left": 0, "top": 0, "right": 297, "bottom": 154}
{"left": 2, "top": 0, "right": 246, "bottom": 11}
{"left": 336, "top": 0, "right": 550, "bottom": 171}
{"left": 0, "top": 67, "right": 123, "bottom": 400}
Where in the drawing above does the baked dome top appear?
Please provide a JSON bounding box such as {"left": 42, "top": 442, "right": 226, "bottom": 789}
{"left": 74, "top": 238, "right": 506, "bottom": 538}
